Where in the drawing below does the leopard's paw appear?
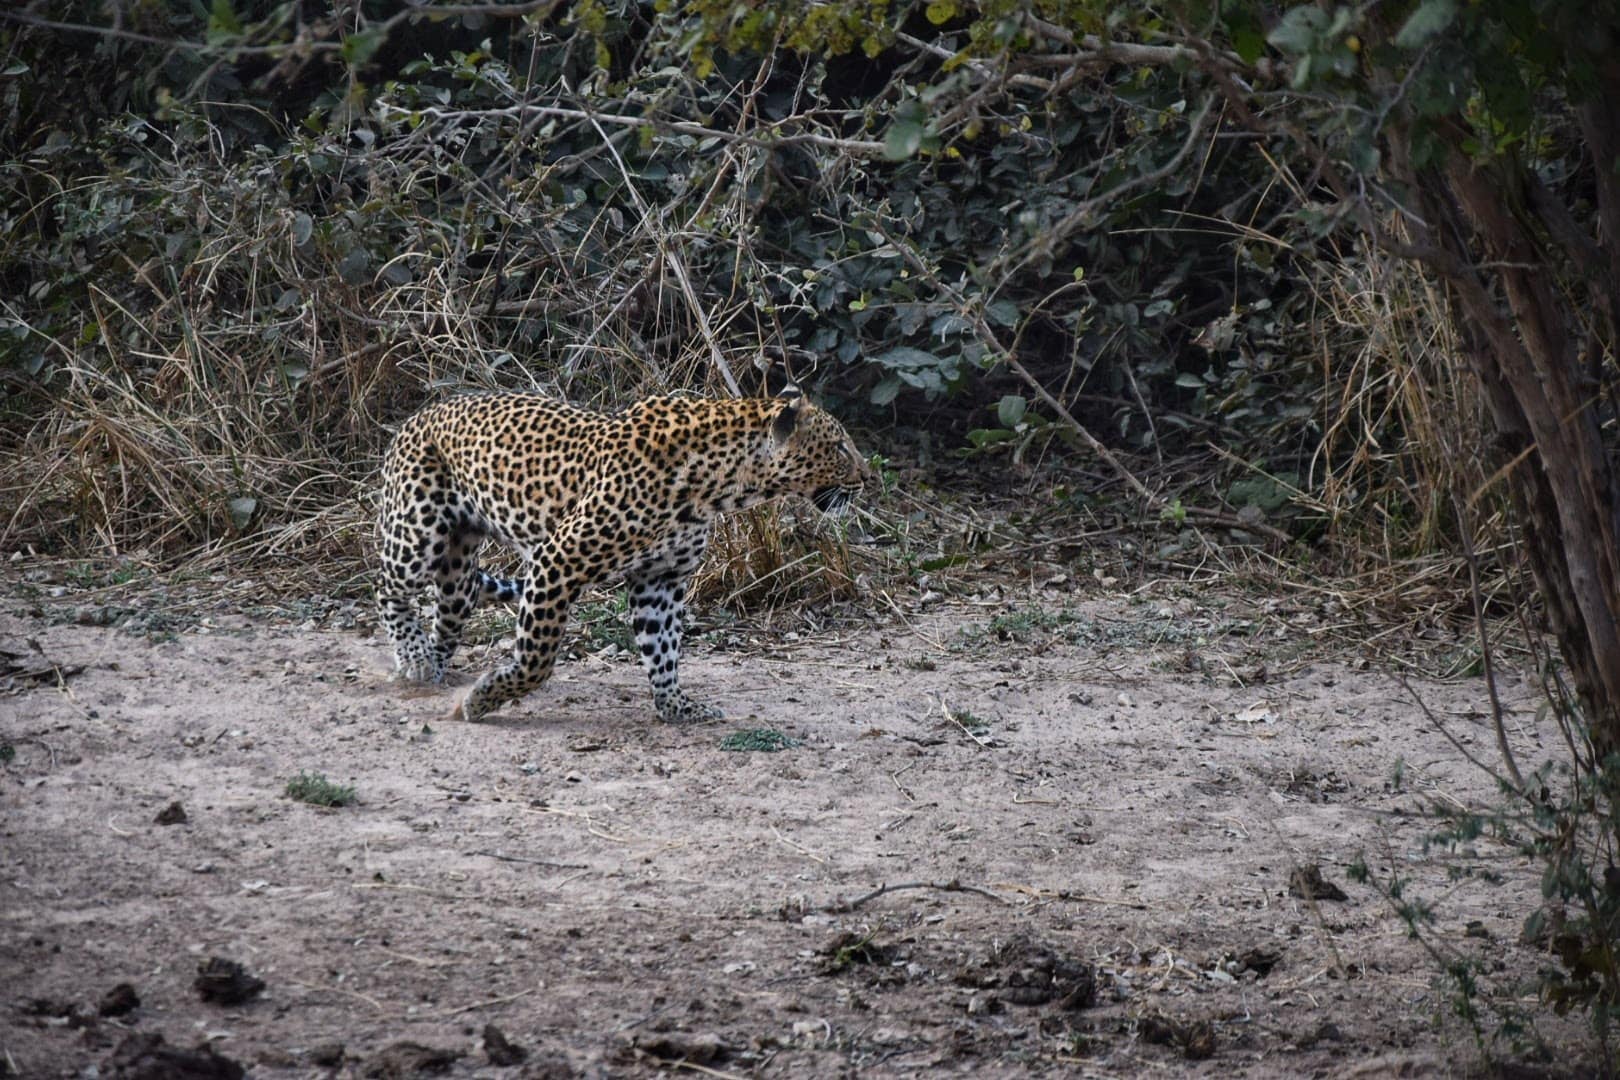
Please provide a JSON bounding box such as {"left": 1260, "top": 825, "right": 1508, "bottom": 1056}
{"left": 395, "top": 645, "right": 445, "bottom": 684}
{"left": 448, "top": 699, "right": 482, "bottom": 723}
{"left": 658, "top": 694, "right": 724, "bottom": 725}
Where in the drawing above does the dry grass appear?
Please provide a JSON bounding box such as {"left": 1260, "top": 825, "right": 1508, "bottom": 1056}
{"left": 0, "top": 108, "right": 1518, "bottom": 649}
{"left": 1299, "top": 236, "right": 1523, "bottom": 626}
{"left": 0, "top": 105, "right": 808, "bottom": 598}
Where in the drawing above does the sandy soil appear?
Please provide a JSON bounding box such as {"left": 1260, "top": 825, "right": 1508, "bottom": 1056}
{"left": 0, "top": 582, "right": 1587, "bottom": 1077}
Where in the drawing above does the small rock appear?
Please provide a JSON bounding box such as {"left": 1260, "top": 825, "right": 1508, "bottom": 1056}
{"left": 483, "top": 1024, "right": 527, "bottom": 1066}
{"left": 104, "top": 1032, "right": 245, "bottom": 1079}
{"left": 1311, "top": 1020, "right": 1344, "bottom": 1045}
{"left": 307, "top": 1042, "right": 345, "bottom": 1067}
{"left": 1181, "top": 1019, "right": 1217, "bottom": 1060}
{"left": 360, "top": 1041, "right": 462, "bottom": 1078}
{"left": 99, "top": 982, "right": 140, "bottom": 1017}
{"left": 1288, "top": 864, "right": 1349, "bottom": 902}
{"left": 155, "top": 802, "right": 188, "bottom": 826}
{"left": 194, "top": 957, "right": 265, "bottom": 1005}
{"left": 630, "top": 1032, "right": 729, "bottom": 1065}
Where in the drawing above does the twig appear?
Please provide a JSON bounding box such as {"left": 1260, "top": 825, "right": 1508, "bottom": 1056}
{"left": 575, "top": 94, "right": 741, "bottom": 396}
{"left": 771, "top": 825, "right": 827, "bottom": 864}
{"left": 1398, "top": 675, "right": 1522, "bottom": 800}
{"left": 438, "top": 987, "right": 536, "bottom": 1016}
{"left": 649, "top": 1059, "right": 750, "bottom": 1080}
{"left": 827, "top": 879, "right": 1009, "bottom": 912}
{"left": 283, "top": 977, "right": 386, "bottom": 1012}
{"left": 889, "top": 763, "right": 917, "bottom": 803}
{"left": 941, "top": 699, "right": 995, "bottom": 749}
{"left": 1451, "top": 493, "right": 1526, "bottom": 793}
{"left": 464, "top": 849, "right": 587, "bottom": 870}
{"left": 996, "top": 883, "right": 1152, "bottom": 910}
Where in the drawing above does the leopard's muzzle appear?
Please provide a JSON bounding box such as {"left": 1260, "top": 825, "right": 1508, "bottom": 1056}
{"left": 811, "top": 485, "right": 855, "bottom": 516}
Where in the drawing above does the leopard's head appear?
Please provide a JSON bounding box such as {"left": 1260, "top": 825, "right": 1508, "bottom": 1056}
{"left": 765, "top": 386, "right": 870, "bottom": 516}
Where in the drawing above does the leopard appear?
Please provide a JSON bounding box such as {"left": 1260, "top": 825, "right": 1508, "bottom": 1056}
{"left": 375, "top": 386, "right": 869, "bottom": 723}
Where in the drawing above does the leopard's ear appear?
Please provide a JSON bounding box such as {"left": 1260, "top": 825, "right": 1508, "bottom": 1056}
{"left": 778, "top": 383, "right": 803, "bottom": 400}
{"left": 770, "top": 397, "right": 802, "bottom": 448}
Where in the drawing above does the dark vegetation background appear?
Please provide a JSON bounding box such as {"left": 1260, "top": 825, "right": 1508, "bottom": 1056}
{"left": 0, "top": 0, "right": 1473, "bottom": 581}
{"left": 3, "top": 0, "right": 1618, "bottom": 1054}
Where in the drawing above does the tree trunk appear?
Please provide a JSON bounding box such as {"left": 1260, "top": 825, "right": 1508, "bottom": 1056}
{"left": 1387, "top": 134, "right": 1620, "bottom": 754}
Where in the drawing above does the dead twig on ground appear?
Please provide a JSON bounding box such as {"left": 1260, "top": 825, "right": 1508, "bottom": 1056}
{"left": 825, "top": 879, "right": 1008, "bottom": 912}
{"left": 465, "top": 849, "right": 588, "bottom": 870}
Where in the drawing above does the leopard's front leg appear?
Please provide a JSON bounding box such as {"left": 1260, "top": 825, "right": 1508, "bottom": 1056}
{"left": 628, "top": 550, "right": 720, "bottom": 724}
{"left": 453, "top": 566, "right": 581, "bottom": 722}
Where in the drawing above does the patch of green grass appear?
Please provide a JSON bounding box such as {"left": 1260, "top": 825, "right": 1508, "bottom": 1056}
{"left": 0, "top": 743, "right": 14, "bottom": 765}
{"left": 949, "top": 707, "right": 993, "bottom": 736}
{"left": 986, "top": 607, "right": 1077, "bottom": 642}
{"left": 285, "top": 771, "right": 357, "bottom": 807}
{"left": 461, "top": 608, "right": 516, "bottom": 646}
{"left": 62, "top": 561, "right": 144, "bottom": 589}
{"left": 574, "top": 593, "right": 632, "bottom": 651}
{"left": 719, "top": 729, "right": 801, "bottom": 753}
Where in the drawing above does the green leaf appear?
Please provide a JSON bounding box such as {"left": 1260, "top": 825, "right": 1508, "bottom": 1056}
{"left": 291, "top": 212, "right": 313, "bottom": 247}
{"left": 884, "top": 100, "right": 929, "bottom": 161}
{"left": 2, "top": 62, "right": 29, "bottom": 77}
{"left": 996, "top": 394, "right": 1027, "bottom": 428}
{"left": 925, "top": 0, "right": 956, "bottom": 26}
{"left": 1395, "top": 0, "right": 1457, "bottom": 49}
{"left": 884, "top": 120, "right": 924, "bottom": 161}
{"left": 870, "top": 375, "right": 903, "bottom": 406}
{"left": 1266, "top": 6, "right": 1327, "bottom": 55}
{"left": 967, "top": 427, "right": 1016, "bottom": 448}
{"left": 986, "top": 299, "right": 1020, "bottom": 327}
{"left": 209, "top": 0, "right": 242, "bottom": 37}
{"left": 871, "top": 345, "right": 944, "bottom": 371}
{"left": 1349, "top": 132, "right": 1381, "bottom": 174}
{"left": 1174, "top": 372, "right": 1205, "bottom": 389}
{"left": 1232, "top": 26, "right": 1266, "bottom": 65}
{"left": 342, "top": 29, "right": 386, "bottom": 68}
{"left": 227, "top": 496, "right": 257, "bottom": 531}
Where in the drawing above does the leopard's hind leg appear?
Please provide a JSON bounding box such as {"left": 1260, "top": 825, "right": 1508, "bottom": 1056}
{"left": 425, "top": 514, "right": 487, "bottom": 676}
{"left": 376, "top": 500, "right": 441, "bottom": 682}
{"left": 376, "top": 451, "right": 481, "bottom": 683}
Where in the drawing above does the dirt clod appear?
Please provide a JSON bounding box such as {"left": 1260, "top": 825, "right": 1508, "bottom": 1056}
{"left": 193, "top": 957, "right": 264, "bottom": 1005}
{"left": 628, "top": 1032, "right": 731, "bottom": 1065}
{"left": 98, "top": 982, "right": 140, "bottom": 1017}
{"left": 820, "top": 931, "right": 894, "bottom": 972}
{"left": 359, "top": 1041, "right": 463, "bottom": 1077}
{"left": 1181, "top": 1019, "right": 1217, "bottom": 1060}
{"left": 483, "top": 1024, "right": 527, "bottom": 1066}
{"left": 1236, "top": 947, "right": 1282, "bottom": 977}
{"left": 105, "top": 1032, "right": 245, "bottom": 1080}
{"left": 154, "top": 801, "right": 187, "bottom": 825}
{"left": 1289, "top": 864, "right": 1349, "bottom": 902}
{"left": 1137, "top": 1013, "right": 1216, "bottom": 1060}
{"left": 986, "top": 937, "right": 1098, "bottom": 1009}
{"left": 307, "top": 1041, "right": 345, "bottom": 1067}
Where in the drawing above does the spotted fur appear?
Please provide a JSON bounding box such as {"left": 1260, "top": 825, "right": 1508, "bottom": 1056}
{"left": 376, "top": 388, "right": 868, "bottom": 723}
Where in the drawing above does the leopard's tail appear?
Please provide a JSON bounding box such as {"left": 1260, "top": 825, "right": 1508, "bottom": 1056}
{"left": 477, "top": 571, "right": 525, "bottom": 604}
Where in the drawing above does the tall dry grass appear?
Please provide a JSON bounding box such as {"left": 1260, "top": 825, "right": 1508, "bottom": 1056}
{"left": 1299, "top": 237, "right": 1522, "bottom": 626}
{"left": 0, "top": 104, "right": 862, "bottom": 610}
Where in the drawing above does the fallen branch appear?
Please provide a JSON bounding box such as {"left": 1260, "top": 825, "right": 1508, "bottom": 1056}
{"left": 826, "top": 879, "right": 1009, "bottom": 912}
{"left": 464, "top": 849, "right": 587, "bottom": 870}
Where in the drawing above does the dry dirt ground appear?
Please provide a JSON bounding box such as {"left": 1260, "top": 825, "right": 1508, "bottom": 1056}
{"left": 0, "top": 577, "right": 1595, "bottom": 1077}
